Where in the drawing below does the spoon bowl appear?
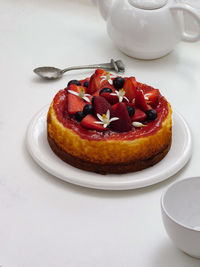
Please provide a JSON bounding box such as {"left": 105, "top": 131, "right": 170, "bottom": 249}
{"left": 34, "top": 67, "right": 62, "bottom": 79}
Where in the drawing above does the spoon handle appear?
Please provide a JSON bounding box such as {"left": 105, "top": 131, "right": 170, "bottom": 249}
{"left": 61, "top": 59, "right": 125, "bottom": 74}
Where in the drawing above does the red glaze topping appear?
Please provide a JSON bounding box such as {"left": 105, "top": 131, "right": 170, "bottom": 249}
{"left": 53, "top": 95, "right": 168, "bottom": 142}
{"left": 53, "top": 70, "right": 169, "bottom": 141}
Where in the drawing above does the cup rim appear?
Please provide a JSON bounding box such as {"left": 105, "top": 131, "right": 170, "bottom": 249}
{"left": 161, "top": 176, "right": 200, "bottom": 232}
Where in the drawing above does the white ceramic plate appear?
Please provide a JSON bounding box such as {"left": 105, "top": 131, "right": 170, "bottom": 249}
{"left": 26, "top": 105, "right": 192, "bottom": 190}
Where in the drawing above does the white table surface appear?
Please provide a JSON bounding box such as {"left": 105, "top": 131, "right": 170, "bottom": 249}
{"left": 1, "top": 0, "right": 200, "bottom": 266}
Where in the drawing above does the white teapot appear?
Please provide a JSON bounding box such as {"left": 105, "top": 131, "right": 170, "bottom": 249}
{"left": 95, "top": 0, "right": 200, "bottom": 59}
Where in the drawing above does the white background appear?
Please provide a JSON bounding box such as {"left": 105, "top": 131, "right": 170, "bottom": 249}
{"left": 0, "top": 0, "right": 200, "bottom": 266}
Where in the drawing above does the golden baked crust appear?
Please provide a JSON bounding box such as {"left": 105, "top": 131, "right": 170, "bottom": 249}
{"left": 47, "top": 102, "right": 172, "bottom": 169}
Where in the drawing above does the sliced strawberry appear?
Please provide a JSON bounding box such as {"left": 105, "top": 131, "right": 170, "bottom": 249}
{"left": 81, "top": 114, "right": 106, "bottom": 131}
{"left": 144, "top": 89, "right": 160, "bottom": 107}
{"left": 137, "top": 82, "right": 154, "bottom": 92}
{"left": 112, "top": 100, "right": 132, "bottom": 111}
{"left": 80, "top": 77, "right": 90, "bottom": 86}
{"left": 111, "top": 103, "right": 132, "bottom": 132}
{"left": 65, "top": 84, "right": 79, "bottom": 93}
{"left": 87, "top": 74, "right": 100, "bottom": 95}
{"left": 95, "top": 69, "right": 105, "bottom": 76}
{"left": 99, "top": 81, "right": 114, "bottom": 90}
{"left": 132, "top": 108, "right": 147, "bottom": 122}
{"left": 135, "top": 89, "right": 150, "bottom": 112}
{"left": 100, "top": 92, "right": 119, "bottom": 105}
{"left": 92, "top": 88, "right": 102, "bottom": 97}
{"left": 67, "top": 94, "right": 85, "bottom": 115}
{"left": 112, "top": 103, "right": 119, "bottom": 112}
{"left": 88, "top": 69, "right": 106, "bottom": 95}
{"left": 93, "top": 96, "right": 112, "bottom": 116}
{"left": 123, "top": 77, "right": 137, "bottom": 102}
{"left": 67, "top": 84, "right": 90, "bottom": 95}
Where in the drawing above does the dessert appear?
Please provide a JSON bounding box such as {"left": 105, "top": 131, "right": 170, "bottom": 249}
{"left": 47, "top": 69, "right": 172, "bottom": 174}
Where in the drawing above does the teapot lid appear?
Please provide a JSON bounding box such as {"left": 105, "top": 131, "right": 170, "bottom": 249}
{"left": 128, "top": 0, "right": 167, "bottom": 10}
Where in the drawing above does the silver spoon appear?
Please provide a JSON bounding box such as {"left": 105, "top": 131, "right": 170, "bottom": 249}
{"left": 33, "top": 59, "right": 125, "bottom": 80}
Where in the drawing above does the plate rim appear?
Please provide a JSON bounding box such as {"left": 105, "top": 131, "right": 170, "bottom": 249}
{"left": 26, "top": 105, "right": 193, "bottom": 190}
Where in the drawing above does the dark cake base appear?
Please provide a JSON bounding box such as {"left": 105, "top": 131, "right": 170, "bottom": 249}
{"left": 48, "top": 135, "right": 172, "bottom": 175}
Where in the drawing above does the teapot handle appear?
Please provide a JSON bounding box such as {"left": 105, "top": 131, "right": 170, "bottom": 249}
{"left": 171, "top": 3, "right": 200, "bottom": 42}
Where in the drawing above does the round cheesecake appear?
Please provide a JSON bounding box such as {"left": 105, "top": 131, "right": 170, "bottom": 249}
{"left": 47, "top": 70, "right": 172, "bottom": 174}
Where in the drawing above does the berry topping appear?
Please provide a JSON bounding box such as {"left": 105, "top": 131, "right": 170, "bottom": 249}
{"left": 88, "top": 69, "right": 106, "bottom": 95}
{"left": 127, "top": 106, "right": 135, "bottom": 117}
{"left": 93, "top": 96, "right": 112, "bottom": 116}
{"left": 95, "top": 69, "right": 105, "bottom": 76}
{"left": 64, "top": 70, "right": 163, "bottom": 133}
{"left": 67, "top": 84, "right": 80, "bottom": 93}
{"left": 132, "top": 108, "right": 147, "bottom": 122}
{"left": 146, "top": 109, "right": 157, "bottom": 121}
{"left": 95, "top": 110, "right": 119, "bottom": 128}
{"left": 68, "top": 86, "right": 91, "bottom": 102}
{"left": 83, "top": 104, "right": 94, "bottom": 115}
{"left": 144, "top": 89, "right": 159, "bottom": 107}
{"left": 113, "top": 77, "right": 125, "bottom": 90}
{"left": 135, "top": 89, "right": 150, "bottom": 112}
{"left": 100, "top": 92, "right": 119, "bottom": 105}
{"left": 100, "top": 87, "right": 113, "bottom": 94}
{"left": 67, "top": 94, "right": 85, "bottom": 115}
{"left": 81, "top": 114, "right": 106, "bottom": 131}
{"left": 83, "top": 81, "right": 89, "bottom": 88}
{"left": 91, "top": 96, "right": 95, "bottom": 106}
{"left": 110, "top": 89, "right": 129, "bottom": 103}
{"left": 111, "top": 103, "right": 132, "bottom": 132}
{"left": 100, "top": 71, "right": 114, "bottom": 85}
{"left": 91, "top": 88, "right": 102, "bottom": 97}
{"left": 68, "top": 80, "right": 81, "bottom": 86}
{"left": 123, "top": 77, "right": 137, "bottom": 102}
{"left": 75, "top": 111, "right": 85, "bottom": 122}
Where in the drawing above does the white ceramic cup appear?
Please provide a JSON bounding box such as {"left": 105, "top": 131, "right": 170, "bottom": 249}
{"left": 161, "top": 177, "right": 200, "bottom": 258}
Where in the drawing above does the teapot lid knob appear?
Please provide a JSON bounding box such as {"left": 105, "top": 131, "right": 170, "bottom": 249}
{"left": 128, "top": 0, "right": 167, "bottom": 10}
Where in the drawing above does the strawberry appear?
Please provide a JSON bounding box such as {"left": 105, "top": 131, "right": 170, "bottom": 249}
{"left": 135, "top": 89, "right": 150, "bottom": 112}
{"left": 93, "top": 96, "right": 112, "bottom": 116}
{"left": 137, "top": 82, "right": 154, "bottom": 92}
{"left": 123, "top": 77, "right": 137, "bottom": 102}
{"left": 100, "top": 92, "right": 119, "bottom": 105}
{"left": 144, "top": 89, "right": 160, "bottom": 107}
{"left": 95, "top": 69, "right": 105, "bottom": 76}
{"left": 81, "top": 114, "right": 106, "bottom": 131}
{"left": 112, "top": 103, "right": 118, "bottom": 111}
{"left": 111, "top": 103, "right": 132, "bottom": 132}
{"left": 91, "top": 83, "right": 114, "bottom": 97}
{"left": 88, "top": 69, "right": 106, "bottom": 95}
{"left": 65, "top": 84, "right": 79, "bottom": 93}
{"left": 67, "top": 94, "right": 85, "bottom": 115}
{"left": 132, "top": 108, "right": 147, "bottom": 122}
{"left": 92, "top": 88, "right": 102, "bottom": 97}
{"left": 100, "top": 81, "right": 114, "bottom": 90}
{"left": 67, "top": 84, "right": 90, "bottom": 95}
{"left": 80, "top": 77, "right": 90, "bottom": 87}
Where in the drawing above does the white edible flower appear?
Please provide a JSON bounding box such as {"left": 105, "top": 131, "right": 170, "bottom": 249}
{"left": 132, "top": 122, "right": 147, "bottom": 128}
{"left": 68, "top": 87, "right": 90, "bottom": 102}
{"left": 94, "top": 110, "right": 119, "bottom": 128}
{"left": 100, "top": 71, "right": 115, "bottom": 85}
{"left": 110, "top": 89, "right": 129, "bottom": 103}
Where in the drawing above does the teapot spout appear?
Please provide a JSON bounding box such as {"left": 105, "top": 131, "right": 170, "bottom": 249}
{"left": 96, "top": 0, "right": 113, "bottom": 20}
